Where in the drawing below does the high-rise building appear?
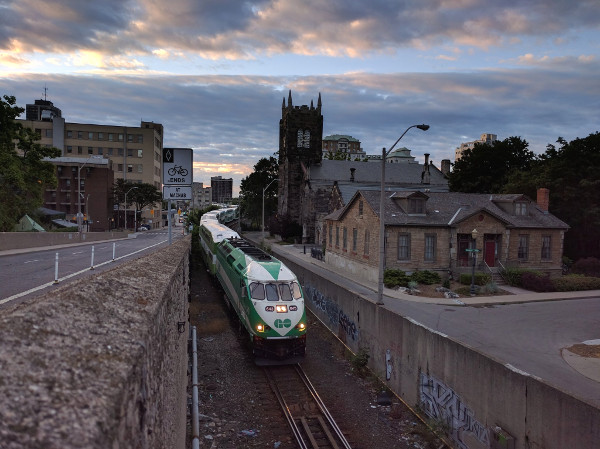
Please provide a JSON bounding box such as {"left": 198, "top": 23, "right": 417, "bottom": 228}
{"left": 211, "top": 176, "right": 233, "bottom": 203}
{"left": 455, "top": 133, "right": 498, "bottom": 161}
{"left": 191, "top": 182, "right": 212, "bottom": 210}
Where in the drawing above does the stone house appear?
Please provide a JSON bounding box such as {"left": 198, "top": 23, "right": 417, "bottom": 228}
{"left": 324, "top": 188, "right": 569, "bottom": 283}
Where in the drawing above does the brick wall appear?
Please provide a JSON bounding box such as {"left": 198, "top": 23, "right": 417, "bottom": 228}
{"left": 0, "top": 238, "right": 191, "bottom": 449}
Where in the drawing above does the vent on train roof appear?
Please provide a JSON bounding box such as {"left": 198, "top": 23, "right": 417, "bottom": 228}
{"left": 228, "top": 238, "right": 272, "bottom": 261}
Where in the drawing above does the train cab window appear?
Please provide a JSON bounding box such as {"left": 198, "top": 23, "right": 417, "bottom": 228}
{"left": 265, "top": 283, "right": 279, "bottom": 301}
{"left": 279, "top": 284, "right": 293, "bottom": 301}
{"left": 249, "top": 282, "right": 265, "bottom": 300}
{"left": 291, "top": 282, "right": 302, "bottom": 299}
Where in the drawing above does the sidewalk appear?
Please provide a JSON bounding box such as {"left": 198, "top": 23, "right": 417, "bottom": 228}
{"left": 246, "top": 232, "right": 600, "bottom": 306}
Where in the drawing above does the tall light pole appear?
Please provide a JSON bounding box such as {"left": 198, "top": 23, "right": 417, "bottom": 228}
{"left": 262, "top": 178, "right": 277, "bottom": 245}
{"left": 470, "top": 228, "right": 479, "bottom": 295}
{"left": 78, "top": 156, "right": 95, "bottom": 235}
{"left": 124, "top": 186, "right": 138, "bottom": 231}
{"left": 377, "top": 124, "right": 430, "bottom": 305}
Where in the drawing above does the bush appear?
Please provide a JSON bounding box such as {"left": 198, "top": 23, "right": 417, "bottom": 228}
{"left": 407, "top": 280, "right": 418, "bottom": 290}
{"left": 410, "top": 270, "right": 441, "bottom": 285}
{"left": 572, "top": 257, "right": 600, "bottom": 278}
{"left": 384, "top": 269, "right": 410, "bottom": 288}
{"left": 482, "top": 282, "right": 499, "bottom": 294}
{"left": 455, "top": 285, "right": 479, "bottom": 296}
{"left": 521, "top": 272, "right": 554, "bottom": 292}
{"left": 552, "top": 275, "right": 600, "bottom": 291}
{"left": 459, "top": 272, "right": 491, "bottom": 285}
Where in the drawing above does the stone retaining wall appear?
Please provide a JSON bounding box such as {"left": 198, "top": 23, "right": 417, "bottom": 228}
{"left": 0, "top": 238, "right": 191, "bottom": 449}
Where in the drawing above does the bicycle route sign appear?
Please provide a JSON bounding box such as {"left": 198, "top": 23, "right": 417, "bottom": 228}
{"left": 162, "top": 148, "right": 193, "bottom": 186}
{"left": 163, "top": 185, "right": 192, "bottom": 200}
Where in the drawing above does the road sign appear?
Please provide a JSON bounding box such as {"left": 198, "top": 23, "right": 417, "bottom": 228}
{"left": 163, "top": 148, "right": 193, "bottom": 185}
{"left": 465, "top": 248, "right": 480, "bottom": 252}
{"left": 163, "top": 185, "right": 192, "bottom": 200}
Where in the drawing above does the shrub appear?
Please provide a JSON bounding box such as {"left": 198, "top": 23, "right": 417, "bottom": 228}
{"left": 521, "top": 271, "right": 554, "bottom": 292}
{"left": 410, "top": 270, "right": 441, "bottom": 285}
{"left": 442, "top": 279, "right": 451, "bottom": 289}
{"left": 407, "top": 280, "right": 419, "bottom": 290}
{"left": 349, "top": 348, "right": 370, "bottom": 377}
{"left": 459, "top": 272, "right": 491, "bottom": 286}
{"left": 482, "top": 282, "right": 499, "bottom": 294}
{"left": 384, "top": 269, "right": 410, "bottom": 288}
{"left": 572, "top": 257, "right": 600, "bottom": 278}
{"left": 455, "top": 285, "right": 479, "bottom": 296}
{"left": 552, "top": 275, "right": 600, "bottom": 291}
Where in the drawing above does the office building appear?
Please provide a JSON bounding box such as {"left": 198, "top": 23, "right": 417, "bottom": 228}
{"left": 211, "top": 176, "right": 233, "bottom": 203}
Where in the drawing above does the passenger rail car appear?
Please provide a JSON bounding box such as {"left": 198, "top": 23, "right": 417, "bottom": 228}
{"left": 215, "top": 238, "right": 306, "bottom": 364}
{"left": 198, "top": 220, "right": 240, "bottom": 275}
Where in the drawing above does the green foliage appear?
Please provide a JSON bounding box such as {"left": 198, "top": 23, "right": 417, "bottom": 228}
{"left": 349, "top": 348, "right": 370, "bottom": 377}
{"left": 407, "top": 280, "right": 418, "bottom": 290}
{"left": 112, "top": 179, "right": 161, "bottom": 214}
{"left": 325, "top": 150, "right": 351, "bottom": 161}
{"left": 384, "top": 269, "right": 410, "bottom": 288}
{"left": 239, "top": 156, "right": 278, "bottom": 229}
{"left": 482, "top": 282, "right": 499, "bottom": 294}
{"left": 500, "top": 267, "right": 527, "bottom": 286}
{"left": 0, "top": 95, "right": 61, "bottom": 231}
{"left": 459, "top": 272, "right": 491, "bottom": 285}
{"left": 448, "top": 136, "right": 535, "bottom": 193}
{"left": 552, "top": 275, "right": 600, "bottom": 291}
{"left": 411, "top": 270, "right": 441, "bottom": 285}
{"left": 572, "top": 257, "right": 600, "bottom": 278}
{"left": 268, "top": 213, "right": 302, "bottom": 241}
{"left": 442, "top": 278, "right": 451, "bottom": 289}
{"left": 455, "top": 285, "right": 479, "bottom": 295}
{"left": 521, "top": 272, "right": 554, "bottom": 292}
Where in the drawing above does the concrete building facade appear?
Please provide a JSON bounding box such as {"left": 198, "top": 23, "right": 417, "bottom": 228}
{"left": 210, "top": 176, "right": 233, "bottom": 203}
{"left": 191, "top": 182, "right": 212, "bottom": 210}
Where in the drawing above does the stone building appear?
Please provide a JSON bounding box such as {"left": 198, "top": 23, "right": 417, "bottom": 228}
{"left": 191, "top": 182, "right": 212, "bottom": 210}
{"left": 455, "top": 133, "right": 498, "bottom": 161}
{"left": 322, "top": 134, "right": 366, "bottom": 160}
{"left": 324, "top": 188, "right": 569, "bottom": 283}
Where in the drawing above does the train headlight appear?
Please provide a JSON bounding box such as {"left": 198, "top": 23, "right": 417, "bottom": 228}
{"left": 256, "top": 324, "right": 265, "bottom": 332}
{"left": 296, "top": 322, "right": 306, "bottom": 331}
{"left": 276, "top": 305, "right": 287, "bottom": 313}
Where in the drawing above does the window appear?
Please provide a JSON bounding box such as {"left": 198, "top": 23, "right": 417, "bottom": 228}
{"left": 358, "top": 200, "right": 363, "bottom": 217}
{"left": 98, "top": 147, "right": 103, "bottom": 155}
{"left": 45, "top": 129, "right": 52, "bottom": 137}
{"left": 118, "top": 133, "right": 124, "bottom": 142}
{"left": 117, "top": 164, "right": 123, "bottom": 172}
{"left": 118, "top": 148, "right": 124, "bottom": 156}
{"left": 107, "top": 148, "right": 113, "bottom": 155}
{"left": 137, "top": 134, "right": 143, "bottom": 143}
{"left": 137, "top": 149, "right": 143, "bottom": 158}
{"left": 265, "top": 283, "right": 279, "bottom": 301}
{"left": 328, "top": 224, "right": 333, "bottom": 247}
{"left": 279, "top": 284, "right": 293, "bottom": 301}
{"left": 335, "top": 226, "right": 339, "bottom": 246}
{"left": 352, "top": 228, "right": 357, "bottom": 252}
{"left": 127, "top": 149, "right": 133, "bottom": 157}
{"left": 515, "top": 202, "right": 528, "bottom": 216}
{"left": 98, "top": 132, "right": 104, "bottom": 140}
{"left": 364, "top": 230, "right": 370, "bottom": 255}
{"left": 137, "top": 164, "right": 143, "bottom": 173}
{"left": 542, "top": 235, "right": 551, "bottom": 260}
{"left": 128, "top": 134, "right": 133, "bottom": 142}
{"left": 108, "top": 133, "right": 114, "bottom": 142}
{"left": 78, "top": 131, "right": 83, "bottom": 139}
{"left": 250, "top": 282, "right": 265, "bottom": 300}
{"left": 88, "top": 132, "right": 94, "bottom": 140}
{"left": 343, "top": 227, "right": 347, "bottom": 250}
{"left": 67, "top": 130, "right": 73, "bottom": 138}
{"left": 424, "top": 234, "right": 436, "bottom": 261}
{"left": 291, "top": 282, "right": 302, "bottom": 299}
{"left": 77, "top": 146, "right": 83, "bottom": 154}
{"left": 65, "top": 179, "right": 71, "bottom": 188}
{"left": 127, "top": 164, "right": 133, "bottom": 173}
{"left": 66, "top": 146, "right": 72, "bottom": 153}
{"left": 409, "top": 198, "right": 425, "bottom": 214}
{"left": 398, "top": 233, "right": 411, "bottom": 260}
{"left": 518, "top": 235, "right": 529, "bottom": 260}
{"left": 88, "top": 147, "right": 93, "bottom": 155}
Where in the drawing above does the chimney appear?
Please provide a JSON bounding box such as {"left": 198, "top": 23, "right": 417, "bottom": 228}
{"left": 441, "top": 159, "right": 451, "bottom": 176}
{"left": 350, "top": 167, "right": 356, "bottom": 182}
{"left": 537, "top": 188, "right": 550, "bottom": 213}
{"left": 421, "top": 153, "right": 431, "bottom": 184}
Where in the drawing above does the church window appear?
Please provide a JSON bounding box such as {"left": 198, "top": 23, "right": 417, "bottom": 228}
{"left": 297, "top": 129, "right": 310, "bottom": 148}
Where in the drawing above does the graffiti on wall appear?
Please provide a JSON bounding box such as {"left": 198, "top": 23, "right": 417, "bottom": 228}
{"left": 304, "top": 285, "right": 358, "bottom": 341}
{"left": 419, "top": 372, "right": 490, "bottom": 449}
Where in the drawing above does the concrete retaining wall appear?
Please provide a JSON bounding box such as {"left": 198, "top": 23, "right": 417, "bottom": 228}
{"left": 0, "top": 231, "right": 130, "bottom": 251}
{"left": 278, "top": 251, "right": 600, "bottom": 449}
{"left": 0, "top": 238, "right": 191, "bottom": 449}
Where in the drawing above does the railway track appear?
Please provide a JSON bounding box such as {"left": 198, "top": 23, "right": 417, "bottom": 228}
{"left": 264, "top": 364, "right": 353, "bottom": 449}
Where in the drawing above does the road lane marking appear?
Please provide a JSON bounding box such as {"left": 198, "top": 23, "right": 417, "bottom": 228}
{"left": 0, "top": 239, "right": 168, "bottom": 306}
{"left": 24, "top": 260, "right": 40, "bottom": 264}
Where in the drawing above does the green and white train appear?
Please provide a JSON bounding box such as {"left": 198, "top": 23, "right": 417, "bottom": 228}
{"left": 199, "top": 215, "right": 307, "bottom": 364}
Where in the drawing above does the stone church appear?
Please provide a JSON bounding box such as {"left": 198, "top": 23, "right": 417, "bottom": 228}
{"left": 277, "top": 91, "right": 449, "bottom": 244}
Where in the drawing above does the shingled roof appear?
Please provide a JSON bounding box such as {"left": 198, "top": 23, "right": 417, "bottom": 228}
{"left": 326, "top": 190, "right": 570, "bottom": 230}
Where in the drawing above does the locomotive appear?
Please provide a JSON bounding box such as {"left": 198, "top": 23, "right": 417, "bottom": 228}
{"left": 198, "top": 210, "right": 307, "bottom": 364}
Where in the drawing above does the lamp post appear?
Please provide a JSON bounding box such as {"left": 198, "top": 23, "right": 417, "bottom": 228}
{"left": 470, "top": 228, "right": 479, "bottom": 296}
{"left": 262, "top": 178, "right": 277, "bottom": 246}
{"left": 124, "top": 186, "right": 138, "bottom": 231}
{"left": 77, "top": 156, "right": 95, "bottom": 235}
{"left": 377, "top": 124, "right": 430, "bottom": 305}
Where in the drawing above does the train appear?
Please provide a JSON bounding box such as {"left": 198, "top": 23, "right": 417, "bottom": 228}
{"left": 198, "top": 207, "right": 307, "bottom": 364}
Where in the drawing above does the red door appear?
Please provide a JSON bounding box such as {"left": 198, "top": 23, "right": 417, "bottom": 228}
{"left": 485, "top": 241, "right": 496, "bottom": 266}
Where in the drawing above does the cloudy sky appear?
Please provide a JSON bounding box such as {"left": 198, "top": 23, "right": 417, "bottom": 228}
{"left": 1, "top": 0, "right": 598, "bottom": 194}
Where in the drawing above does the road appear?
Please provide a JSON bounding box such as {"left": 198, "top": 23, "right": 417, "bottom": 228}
{"left": 0, "top": 228, "right": 185, "bottom": 308}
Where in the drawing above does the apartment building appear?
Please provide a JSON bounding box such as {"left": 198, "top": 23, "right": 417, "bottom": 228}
{"left": 211, "top": 176, "right": 233, "bottom": 203}
{"left": 322, "top": 134, "right": 366, "bottom": 161}
{"left": 455, "top": 133, "right": 498, "bottom": 161}
{"left": 191, "top": 182, "right": 212, "bottom": 210}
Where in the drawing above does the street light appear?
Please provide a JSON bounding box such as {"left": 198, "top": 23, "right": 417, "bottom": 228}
{"left": 262, "top": 178, "right": 277, "bottom": 246}
{"left": 124, "top": 186, "right": 138, "bottom": 231}
{"left": 470, "top": 228, "right": 479, "bottom": 296}
{"left": 77, "top": 156, "right": 95, "bottom": 235}
{"left": 377, "top": 124, "right": 430, "bottom": 305}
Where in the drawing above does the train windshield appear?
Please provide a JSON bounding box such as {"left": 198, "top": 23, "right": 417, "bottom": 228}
{"left": 265, "top": 283, "right": 279, "bottom": 301}
{"left": 249, "top": 282, "right": 265, "bottom": 300}
{"left": 250, "top": 282, "right": 302, "bottom": 301}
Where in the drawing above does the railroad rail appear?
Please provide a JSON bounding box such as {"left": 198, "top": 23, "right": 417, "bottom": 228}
{"left": 264, "top": 364, "right": 353, "bottom": 449}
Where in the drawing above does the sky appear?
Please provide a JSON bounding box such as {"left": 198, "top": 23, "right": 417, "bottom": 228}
{"left": 1, "top": 0, "right": 599, "bottom": 195}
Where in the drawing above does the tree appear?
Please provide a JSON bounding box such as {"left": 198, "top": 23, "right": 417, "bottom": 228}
{"left": 503, "top": 133, "right": 600, "bottom": 260}
{"left": 112, "top": 179, "right": 162, "bottom": 227}
{"left": 0, "top": 95, "right": 61, "bottom": 231}
{"left": 239, "top": 156, "right": 278, "bottom": 229}
{"left": 448, "top": 136, "right": 536, "bottom": 193}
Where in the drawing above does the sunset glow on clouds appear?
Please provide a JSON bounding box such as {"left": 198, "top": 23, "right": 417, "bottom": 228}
{"left": 1, "top": 0, "right": 599, "bottom": 194}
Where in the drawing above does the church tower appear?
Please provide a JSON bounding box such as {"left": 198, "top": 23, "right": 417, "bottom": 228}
{"left": 277, "top": 90, "right": 323, "bottom": 228}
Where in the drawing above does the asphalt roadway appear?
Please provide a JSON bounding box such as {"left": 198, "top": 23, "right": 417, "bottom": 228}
{"left": 245, "top": 233, "right": 600, "bottom": 410}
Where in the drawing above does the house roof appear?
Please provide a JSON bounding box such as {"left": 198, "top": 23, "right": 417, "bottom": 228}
{"left": 326, "top": 190, "right": 570, "bottom": 230}
{"left": 323, "top": 135, "right": 360, "bottom": 142}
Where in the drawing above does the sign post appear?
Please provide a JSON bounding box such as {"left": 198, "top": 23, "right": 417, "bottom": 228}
{"left": 162, "top": 148, "right": 193, "bottom": 244}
